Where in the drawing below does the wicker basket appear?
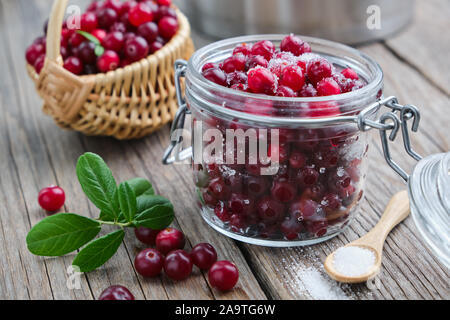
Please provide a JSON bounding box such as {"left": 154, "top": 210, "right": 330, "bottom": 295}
{"left": 26, "top": 0, "right": 194, "bottom": 139}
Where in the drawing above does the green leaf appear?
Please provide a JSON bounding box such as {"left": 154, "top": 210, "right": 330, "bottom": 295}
{"left": 94, "top": 45, "right": 104, "bottom": 57}
{"left": 72, "top": 229, "right": 124, "bottom": 272}
{"left": 77, "top": 30, "right": 100, "bottom": 45}
{"left": 136, "top": 194, "right": 172, "bottom": 214}
{"left": 134, "top": 203, "right": 174, "bottom": 230}
{"left": 26, "top": 213, "right": 101, "bottom": 256}
{"left": 76, "top": 152, "right": 119, "bottom": 220}
{"left": 118, "top": 182, "right": 136, "bottom": 222}
{"left": 126, "top": 178, "right": 155, "bottom": 197}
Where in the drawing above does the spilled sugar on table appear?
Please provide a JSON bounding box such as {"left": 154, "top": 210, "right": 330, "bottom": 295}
{"left": 0, "top": 0, "right": 448, "bottom": 300}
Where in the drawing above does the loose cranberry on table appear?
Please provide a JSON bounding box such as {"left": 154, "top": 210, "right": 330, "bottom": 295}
{"left": 156, "top": 227, "right": 186, "bottom": 254}
{"left": 98, "top": 285, "right": 135, "bottom": 300}
{"left": 38, "top": 185, "right": 65, "bottom": 212}
{"left": 208, "top": 261, "right": 239, "bottom": 291}
{"left": 190, "top": 243, "right": 218, "bottom": 270}
{"left": 134, "top": 226, "right": 160, "bottom": 245}
{"left": 134, "top": 248, "right": 164, "bottom": 277}
{"left": 164, "top": 249, "right": 193, "bottom": 281}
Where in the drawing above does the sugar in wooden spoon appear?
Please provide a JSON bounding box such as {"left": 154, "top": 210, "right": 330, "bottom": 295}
{"left": 324, "top": 190, "right": 410, "bottom": 283}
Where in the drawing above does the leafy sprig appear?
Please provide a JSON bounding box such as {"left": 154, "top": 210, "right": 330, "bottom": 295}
{"left": 26, "top": 152, "right": 174, "bottom": 272}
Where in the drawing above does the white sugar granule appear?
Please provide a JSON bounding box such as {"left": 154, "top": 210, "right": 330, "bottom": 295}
{"left": 333, "top": 246, "right": 376, "bottom": 277}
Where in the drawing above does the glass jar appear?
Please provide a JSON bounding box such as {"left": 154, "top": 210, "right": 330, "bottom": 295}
{"left": 165, "top": 35, "right": 384, "bottom": 247}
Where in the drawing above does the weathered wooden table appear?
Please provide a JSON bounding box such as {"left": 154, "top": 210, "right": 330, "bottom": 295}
{"left": 0, "top": 0, "right": 448, "bottom": 300}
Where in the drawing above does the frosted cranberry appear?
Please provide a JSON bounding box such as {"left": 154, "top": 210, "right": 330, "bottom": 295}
{"left": 289, "top": 150, "right": 306, "bottom": 169}
{"left": 228, "top": 193, "right": 254, "bottom": 216}
{"left": 271, "top": 179, "right": 296, "bottom": 203}
{"left": 38, "top": 185, "right": 65, "bottom": 212}
{"left": 275, "top": 85, "right": 297, "bottom": 97}
{"left": 297, "top": 166, "right": 319, "bottom": 187}
{"left": 316, "top": 78, "right": 341, "bottom": 96}
{"left": 247, "top": 67, "right": 277, "bottom": 94}
{"left": 231, "top": 83, "right": 248, "bottom": 91}
{"left": 103, "top": 31, "right": 125, "bottom": 52}
{"left": 104, "top": 0, "right": 123, "bottom": 14}
{"left": 202, "top": 62, "right": 219, "bottom": 72}
{"left": 80, "top": 12, "right": 98, "bottom": 32}
{"left": 246, "top": 176, "right": 269, "bottom": 197}
{"left": 214, "top": 203, "right": 231, "bottom": 222}
{"left": 129, "top": 3, "right": 154, "bottom": 27}
{"left": 134, "top": 227, "right": 160, "bottom": 245}
{"left": 221, "top": 54, "right": 246, "bottom": 73}
{"left": 164, "top": 250, "right": 193, "bottom": 281}
{"left": 245, "top": 55, "right": 268, "bottom": 70}
{"left": 341, "top": 68, "right": 359, "bottom": 80}
{"left": 97, "top": 50, "right": 120, "bottom": 72}
{"left": 69, "top": 32, "right": 85, "bottom": 48}
{"left": 134, "top": 248, "right": 164, "bottom": 277}
{"left": 280, "top": 65, "right": 305, "bottom": 91}
{"left": 289, "top": 198, "right": 319, "bottom": 221}
{"left": 203, "top": 191, "right": 218, "bottom": 207}
{"left": 321, "top": 193, "right": 342, "bottom": 213}
{"left": 299, "top": 83, "right": 317, "bottom": 97}
{"left": 280, "top": 34, "right": 311, "bottom": 56}
{"left": 314, "top": 147, "right": 339, "bottom": 168}
{"left": 307, "top": 58, "right": 333, "bottom": 84}
{"left": 251, "top": 40, "right": 275, "bottom": 60}
{"left": 233, "top": 43, "right": 252, "bottom": 56}
{"left": 92, "top": 29, "right": 107, "bottom": 43}
{"left": 303, "top": 102, "right": 341, "bottom": 118}
{"left": 26, "top": 42, "right": 45, "bottom": 65}
{"left": 77, "top": 41, "right": 96, "bottom": 64}
{"left": 227, "top": 71, "right": 247, "bottom": 86}
{"left": 110, "top": 21, "right": 127, "bottom": 33}
{"left": 158, "top": 16, "right": 179, "bottom": 39}
{"left": 125, "top": 36, "right": 149, "bottom": 62}
{"left": 342, "top": 79, "right": 364, "bottom": 92}
{"left": 64, "top": 56, "right": 83, "bottom": 75}
{"left": 257, "top": 196, "right": 285, "bottom": 223}
{"left": 208, "top": 178, "right": 231, "bottom": 201}
{"left": 157, "top": 0, "right": 172, "bottom": 6}
{"left": 98, "top": 285, "right": 134, "bottom": 300}
{"left": 156, "top": 227, "right": 186, "bottom": 254}
{"left": 34, "top": 55, "right": 45, "bottom": 74}
{"left": 202, "top": 68, "right": 227, "bottom": 86}
{"left": 208, "top": 261, "right": 239, "bottom": 291}
{"left": 137, "top": 21, "right": 158, "bottom": 43}
{"left": 97, "top": 8, "right": 118, "bottom": 29}
{"left": 281, "top": 216, "right": 303, "bottom": 240}
{"left": 191, "top": 243, "right": 217, "bottom": 270}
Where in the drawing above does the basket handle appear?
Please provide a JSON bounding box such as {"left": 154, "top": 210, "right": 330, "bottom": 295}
{"left": 45, "top": 0, "right": 68, "bottom": 63}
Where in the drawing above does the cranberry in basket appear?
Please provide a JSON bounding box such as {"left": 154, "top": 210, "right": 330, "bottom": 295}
{"left": 164, "top": 34, "right": 384, "bottom": 246}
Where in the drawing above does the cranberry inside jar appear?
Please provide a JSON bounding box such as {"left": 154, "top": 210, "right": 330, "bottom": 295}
{"left": 182, "top": 34, "right": 383, "bottom": 246}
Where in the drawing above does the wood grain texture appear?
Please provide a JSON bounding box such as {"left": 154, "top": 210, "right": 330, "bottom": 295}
{"left": 0, "top": 0, "right": 448, "bottom": 300}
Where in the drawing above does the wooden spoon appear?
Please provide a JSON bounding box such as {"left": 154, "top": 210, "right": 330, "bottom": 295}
{"left": 324, "top": 190, "right": 410, "bottom": 283}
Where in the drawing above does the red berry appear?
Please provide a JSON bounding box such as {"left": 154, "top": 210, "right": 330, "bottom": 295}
{"left": 214, "top": 203, "right": 231, "bottom": 222}
{"left": 98, "top": 285, "right": 134, "bottom": 300}
{"left": 208, "top": 261, "right": 239, "bottom": 291}
{"left": 256, "top": 196, "right": 284, "bottom": 223}
{"left": 157, "top": 0, "right": 172, "bottom": 6}
{"left": 158, "top": 16, "right": 178, "bottom": 39}
{"left": 137, "top": 22, "right": 158, "bottom": 43}
{"left": 280, "top": 65, "right": 305, "bottom": 91}
{"left": 191, "top": 243, "right": 218, "bottom": 270}
{"left": 77, "top": 41, "right": 96, "bottom": 64}
{"left": 134, "top": 227, "right": 160, "bottom": 245}
{"left": 103, "top": 31, "right": 125, "bottom": 52}
{"left": 289, "top": 198, "right": 320, "bottom": 222}
{"left": 110, "top": 21, "right": 127, "bottom": 33}
{"left": 129, "top": 3, "right": 154, "bottom": 27}
{"left": 134, "top": 248, "right": 164, "bottom": 277}
{"left": 125, "top": 36, "right": 149, "bottom": 62}
{"left": 202, "top": 62, "right": 219, "bottom": 72}
{"left": 299, "top": 83, "right": 317, "bottom": 97}
{"left": 233, "top": 43, "right": 252, "bottom": 56}
{"left": 307, "top": 58, "right": 333, "bottom": 85}
{"left": 246, "top": 176, "right": 269, "bottom": 198}
{"left": 275, "top": 85, "right": 297, "bottom": 97}
{"left": 38, "top": 185, "right": 65, "bottom": 212}
{"left": 164, "top": 250, "right": 193, "bottom": 281}
{"left": 104, "top": 0, "right": 123, "bottom": 14}
{"left": 202, "top": 68, "right": 227, "bottom": 86}
{"left": 247, "top": 67, "right": 277, "bottom": 94}
{"left": 156, "top": 227, "right": 186, "bottom": 254}
{"left": 280, "top": 216, "right": 303, "bottom": 240}
{"left": 321, "top": 193, "right": 342, "bottom": 213}
{"left": 64, "top": 56, "right": 83, "bottom": 75}
{"left": 26, "top": 42, "right": 45, "bottom": 65}
{"left": 221, "top": 54, "right": 246, "bottom": 73}
{"left": 296, "top": 166, "right": 319, "bottom": 187}
{"left": 316, "top": 78, "right": 341, "bottom": 96}
{"left": 97, "top": 50, "right": 120, "bottom": 72}
{"left": 34, "top": 55, "right": 46, "bottom": 74}
{"left": 149, "top": 40, "right": 164, "bottom": 53}
{"left": 341, "top": 68, "right": 359, "bottom": 80}
{"left": 208, "top": 177, "right": 231, "bottom": 201}
{"left": 97, "top": 7, "right": 118, "bottom": 29}
{"left": 156, "top": 6, "right": 177, "bottom": 20}
{"left": 91, "top": 29, "right": 107, "bottom": 43}
{"left": 251, "top": 40, "right": 275, "bottom": 60}
{"left": 226, "top": 71, "right": 247, "bottom": 86}
{"left": 245, "top": 55, "right": 268, "bottom": 70}
{"left": 80, "top": 12, "right": 98, "bottom": 32}
{"left": 228, "top": 193, "right": 254, "bottom": 216}
{"left": 289, "top": 150, "right": 306, "bottom": 169}
{"left": 69, "top": 32, "right": 85, "bottom": 48}
{"left": 271, "top": 179, "right": 297, "bottom": 203}
{"left": 280, "top": 34, "right": 311, "bottom": 56}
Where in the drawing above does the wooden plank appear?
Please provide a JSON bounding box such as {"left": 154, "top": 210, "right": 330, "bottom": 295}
{"left": 385, "top": 0, "right": 450, "bottom": 95}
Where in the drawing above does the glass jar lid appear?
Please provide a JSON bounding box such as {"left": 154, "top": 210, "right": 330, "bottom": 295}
{"left": 408, "top": 152, "right": 450, "bottom": 269}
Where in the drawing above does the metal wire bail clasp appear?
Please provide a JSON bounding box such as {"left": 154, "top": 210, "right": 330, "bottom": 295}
{"left": 162, "top": 60, "right": 192, "bottom": 165}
